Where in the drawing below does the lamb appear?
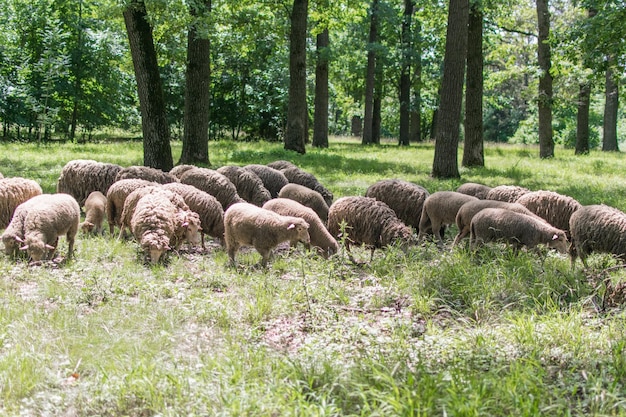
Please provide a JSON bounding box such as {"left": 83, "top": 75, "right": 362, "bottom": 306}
{"left": 327, "top": 196, "right": 414, "bottom": 261}
{"left": 80, "top": 191, "right": 107, "bottom": 235}
{"left": 278, "top": 183, "right": 329, "bottom": 224}
{"left": 224, "top": 202, "right": 310, "bottom": 267}
{"left": 263, "top": 198, "right": 338, "bottom": 258}
{"left": 16, "top": 193, "right": 81, "bottom": 261}
{"left": 515, "top": 190, "right": 582, "bottom": 236}
{"left": 115, "top": 165, "right": 179, "bottom": 184}
{"left": 106, "top": 178, "right": 159, "bottom": 235}
{"left": 244, "top": 164, "right": 289, "bottom": 198}
{"left": 568, "top": 204, "right": 626, "bottom": 268}
{"left": 169, "top": 164, "right": 197, "bottom": 180}
{"left": 485, "top": 185, "right": 530, "bottom": 203}
{"left": 162, "top": 182, "right": 225, "bottom": 248}
{"left": 267, "top": 160, "right": 298, "bottom": 171}
{"left": 217, "top": 165, "right": 272, "bottom": 207}
{"left": 0, "top": 177, "right": 43, "bottom": 228}
{"left": 469, "top": 207, "right": 568, "bottom": 253}
{"left": 365, "top": 179, "right": 429, "bottom": 229}
{"left": 280, "top": 166, "right": 334, "bottom": 207}
{"left": 417, "top": 191, "right": 479, "bottom": 246}
{"left": 130, "top": 192, "right": 179, "bottom": 264}
{"left": 179, "top": 167, "right": 245, "bottom": 211}
{"left": 56, "top": 159, "right": 122, "bottom": 206}
{"left": 456, "top": 182, "right": 492, "bottom": 200}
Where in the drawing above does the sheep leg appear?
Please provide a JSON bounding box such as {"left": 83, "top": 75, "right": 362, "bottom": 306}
{"left": 452, "top": 228, "right": 469, "bottom": 247}
{"left": 432, "top": 220, "right": 444, "bottom": 247}
{"left": 227, "top": 244, "right": 239, "bottom": 267}
{"left": 258, "top": 248, "right": 272, "bottom": 267}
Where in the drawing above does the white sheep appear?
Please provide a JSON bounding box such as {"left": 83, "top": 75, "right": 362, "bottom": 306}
{"left": 130, "top": 192, "right": 179, "bottom": 264}
{"left": 80, "top": 191, "right": 107, "bottom": 235}
{"left": 0, "top": 177, "right": 43, "bottom": 229}
{"left": 418, "top": 191, "right": 479, "bottom": 246}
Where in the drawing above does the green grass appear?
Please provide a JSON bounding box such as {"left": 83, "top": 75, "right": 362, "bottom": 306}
{"left": 1, "top": 137, "right": 626, "bottom": 415}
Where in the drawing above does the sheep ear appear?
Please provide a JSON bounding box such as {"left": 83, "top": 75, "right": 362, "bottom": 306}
{"left": 45, "top": 244, "right": 55, "bottom": 250}
{"left": 14, "top": 236, "right": 24, "bottom": 243}
{"left": 287, "top": 223, "right": 296, "bottom": 230}
{"left": 182, "top": 221, "right": 189, "bottom": 228}
{"left": 19, "top": 245, "right": 29, "bottom": 251}
{"left": 552, "top": 234, "right": 559, "bottom": 241}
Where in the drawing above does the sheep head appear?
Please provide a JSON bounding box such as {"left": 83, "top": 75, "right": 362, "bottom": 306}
{"left": 176, "top": 210, "right": 202, "bottom": 246}
{"left": 20, "top": 238, "right": 56, "bottom": 261}
{"left": 80, "top": 221, "right": 95, "bottom": 234}
{"left": 140, "top": 231, "right": 171, "bottom": 264}
{"left": 288, "top": 219, "right": 310, "bottom": 244}
{"left": 548, "top": 231, "right": 568, "bottom": 254}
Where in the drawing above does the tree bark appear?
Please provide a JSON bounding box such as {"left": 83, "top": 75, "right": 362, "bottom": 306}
{"left": 123, "top": 0, "right": 173, "bottom": 171}
{"left": 575, "top": 82, "right": 591, "bottom": 154}
{"left": 432, "top": 0, "right": 468, "bottom": 179}
{"left": 536, "top": 0, "right": 554, "bottom": 159}
{"left": 362, "top": 0, "right": 379, "bottom": 145}
{"left": 603, "top": 63, "right": 619, "bottom": 151}
{"left": 180, "top": 0, "right": 211, "bottom": 166}
{"left": 398, "top": 0, "right": 413, "bottom": 146}
{"left": 313, "top": 28, "right": 329, "bottom": 148}
{"left": 462, "top": 1, "right": 484, "bottom": 167}
{"left": 410, "top": 18, "right": 422, "bottom": 142}
{"left": 284, "top": 0, "right": 308, "bottom": 154}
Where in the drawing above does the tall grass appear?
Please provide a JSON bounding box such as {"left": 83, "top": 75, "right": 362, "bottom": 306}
{"left": 1, "top": 138, "right": 626, "bottom": 415}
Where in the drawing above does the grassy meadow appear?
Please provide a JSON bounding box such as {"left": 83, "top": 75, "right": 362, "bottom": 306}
{"left": 1, "top": 137, "right": 626, "bottom": 416}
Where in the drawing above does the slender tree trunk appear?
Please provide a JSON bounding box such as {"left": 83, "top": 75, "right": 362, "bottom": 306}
{"left": 123, "top": 0, "right": 173, "bottom": 170}
{"left": 432, "top": 0, "right": 468, "bottom": 178}
{"left": 362, "top": 0, "right": 378, "bottom": 145}
{"left": 462, "top": 1, "right": 484, "bottom": 167}
{"left": 575, "top": 82, "right": 591, "bottom": 154}
{"left": 69, "top": 0, "right": 83, "bottom": 142}
{"left": 313, "top": 28, "right": 329, "bottom": 148}
{"left": 536, "top": 0, "right": 554, "bottom": 159}
{"left": 373, "top": 78, "right": 382, "bottom": 144}
{"left": 398, "top": 0, "right": 413, "bottom": 146}
{"left": 180, "top": 0, "right": 211, "bottom": 166}
{"left": 284, "top": 0, "right": 308, "bottom": 154}
{"left": 603, "top": 62, "right": 619, "bottom": 151}
{"left": 410, "top": 18, "right": 422, "bottom": 142}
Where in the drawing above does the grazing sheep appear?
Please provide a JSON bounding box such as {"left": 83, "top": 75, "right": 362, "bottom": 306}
{"left": 469, "top": 207, "right": 568, "bottom": 253}
{"left": 56, "top": 159, "right": 122, "bottom": 206}
{"left": 115, "top": 165, "right": 179, "bottom": 184}
{"left": 224, "top": 202, "right": 310, "bottom": 267}
{"left": 418, "top": 191, "right": 479, "bottom": 246}
{"left": 278, "top": 183, "right": 330, "bottom": 224}
{"left": 244, "top": 164, "right": 289, "bottom": 198}
{"left": 515, "top": 190, "right": 582, "bottom": 235}
{"left": 0, "top": 177, "right": 43, "bottom": 228}
{"left": 130, "top": 192, "right": 179, "bottom": 264}
{"left": 327, "top": 196, "right": 414, "bottom": 261}
{"left": 569, "top": 204, "right": 626, "bottom": 268}
{"left": 453, "top": 199, "right": 545, "bottom": 246}
{"left": 80, "top": 191, "right": 107, "bottom": 235}
{"left": 263, "top": 198, "right": 338, "bottom": 258}
{"left": 280, "top": 166, "right": 334, "bottom": 207}
{"left": 17, "top": 193, "right": 81, "bottom": 261}
{"left": 267, "top": 160, "right": 298, "bottom": 171}
{"left": 169, "top": 164, "right": 197, "bottom": 180}
{"left": 105, "top": 178, "right": 159, "bottom": 235}
{"left": 365, "top": 179, "right": 429, "bottom": 229}
{"left": 485, "top": 185, "right": 530, "bottom": 203}
{"left": 162, "top": 182, "right": 225, "bottom": 248}
{"left": 179, "top": 167, "right": 245, "bottom": 211}
{"left": 217, "top": 165, "right": 272, "bottom": 207}
{"left": 456, "top": 182, "right": 492, "bottom": 200}
{"left": 2, "top": 200, "right": 36, "bottom": 258}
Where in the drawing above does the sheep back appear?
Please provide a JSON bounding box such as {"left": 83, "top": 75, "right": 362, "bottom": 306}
{"left": 456, "top": 182, "right": 492, "bottom": 200}
{"left": 244, "top": 164, "right": 289, "bottom": 198}
{"left": 56, "top": 159, "right": 122, "bottom": 206}
{"left": 515, "top": 190, "right": 582, "bottom": 234}
{"left": 280, "top": 166, "right": 334, "bottom": 207}
{"left": 119, "top": 186, "right": 188, "bottom": 238}
{"left": 485, "top": 185, "right": 530, "bottom": 203}
{"left": 169, "top": 164, "right": 198, "bottom": 180}
{"left": 0, "top": 177, "right": 43, "bottom": 228}
{"left": 106, "top": 178, "right": 159, "bottom": 234}
{"left": 418, "top": 191, "right": 478, "bottom": 245}
{"left": 217, "top": 165, "right": 271, "bottom": 207}
{"left": 569, "top": 204, "right": 626, "bottom": 267}
{"left": 267, "top": 160, "right": 298, "bottom": 170}
{"left": 81, "top": 191, "right": 107, "bottom": 235}
{"left": 278, "top": 183, "right": 329, "bottom": 224}
{"left": 179, "top": 167, "right": 245, "bottom": 211}
{"left": 365, "top": 179, "right": 429, "bottom": 229}
{"left": 115, "top": 165, "right": 179, "bottom": 184}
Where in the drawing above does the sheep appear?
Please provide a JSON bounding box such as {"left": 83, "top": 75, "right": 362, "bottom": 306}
{"left": 469, "top": 207, "right": 568, "bottom": 254}
{"left": 169, "top": 164, "right": 197, "bottom": 180}
{"left": 0, "top": 177, "right": 43, "bottom": 228}
{"left": 244, "top": 164, "right": 289, "bottom": 198}
{"left": 453, "top": 199, "right": 546, "bottom": 246}
{"left": 2, "top": 200, "right": 35, "bottom": 258}
{"left": 485, "top": 185, "right": 530, "bottom": 203}
{"left": 115, "top": 165, "right": 179, "bottom": 184}
{"left": 162, "top": 182, "right": 225, "bottom": 248}
{"left": 16, "top": 193, "right": 81, "bottom": 262}
{"left": 280, "top": 166, "right": 334, "bottom": 207}
{"left": 80, "top": 191, "right": 107, "bottom": 235}
{"left": 130, "top": 192, "right": 179, "bottom": 264}
{"left": 365, "top": 179, "right": 429, "bottom": 229}
{"left": 106, "top": 178, "right": 159, "bottom": 235}
{"left": 267, "top": 160, "right": 298, "bottom": 171}
{"left": 456, "top": 182, "right": 492, "bottom": 200}
{"left": 327, "top": 196, "right": 414, "bottom": 261}
{"left": 263, "top": 198, "right": 338, "bottom": 258}
{"left": 224, "top": 202, "right": 310, "bottom": 267}
{"left": 568, "top": 204, "right": 626, "bottom": 268}
{"left": 179, "top": 167, "right": 245, "bottom": 211}
{"left": 217, "top": 165, "right": 272, "bottom": 207}
{"left": 417, "top": 191, "right": 479, "bottom": 246}
{"left": 515, "top": 190, "right": 582, "bottom": 236}
{"left": 278, "top": 183, "right": 329, "bottom": 224}
{"left": 56, "top": 159, "right": 122, "bottom": 206}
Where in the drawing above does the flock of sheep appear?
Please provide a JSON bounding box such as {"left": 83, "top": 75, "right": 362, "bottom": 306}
{"left": 1, "top": 159, "right": 626, "bottom": 268}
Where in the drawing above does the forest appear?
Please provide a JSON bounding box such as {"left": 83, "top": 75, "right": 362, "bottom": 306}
{"left": 0, "top": 0, "right": 624, "bottom": 172}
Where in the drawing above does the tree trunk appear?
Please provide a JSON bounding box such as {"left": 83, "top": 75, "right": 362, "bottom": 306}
{"left": 284, "top": 0, "right": 308, "bottom": 154}
{"left": 313, "top": 28, "right": 329, "bottom": 148}
{"left": 462, "top": 1, "right": 484, "bottom": 167}
{"left": 180, "top": 0, "right": 211, "bottom": 166}
{"left": 123, "top": 0, "right": 173, "bottom": 171}
{"left": 536, "top": 0, "right": 554, "bottom": 159}
{"left": 362, "top": 0, "right": 378, "bottom": 145}
{"left": 410, "top": 18, "right": 422, "bottom": 142}
{"left": 69, "top": 0, "right": 83, "bottom": 142}
{"left": 575, "top": 82, "right": 591, "bottom": 154}
{"left": 603, "top": 63, "right": 619, "bottom": 151}
{"left": 398, "top": 0, "right": 413, "bottom": 146}
{"left": 432, "top": 0, "right": 468, "bottom": 179}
